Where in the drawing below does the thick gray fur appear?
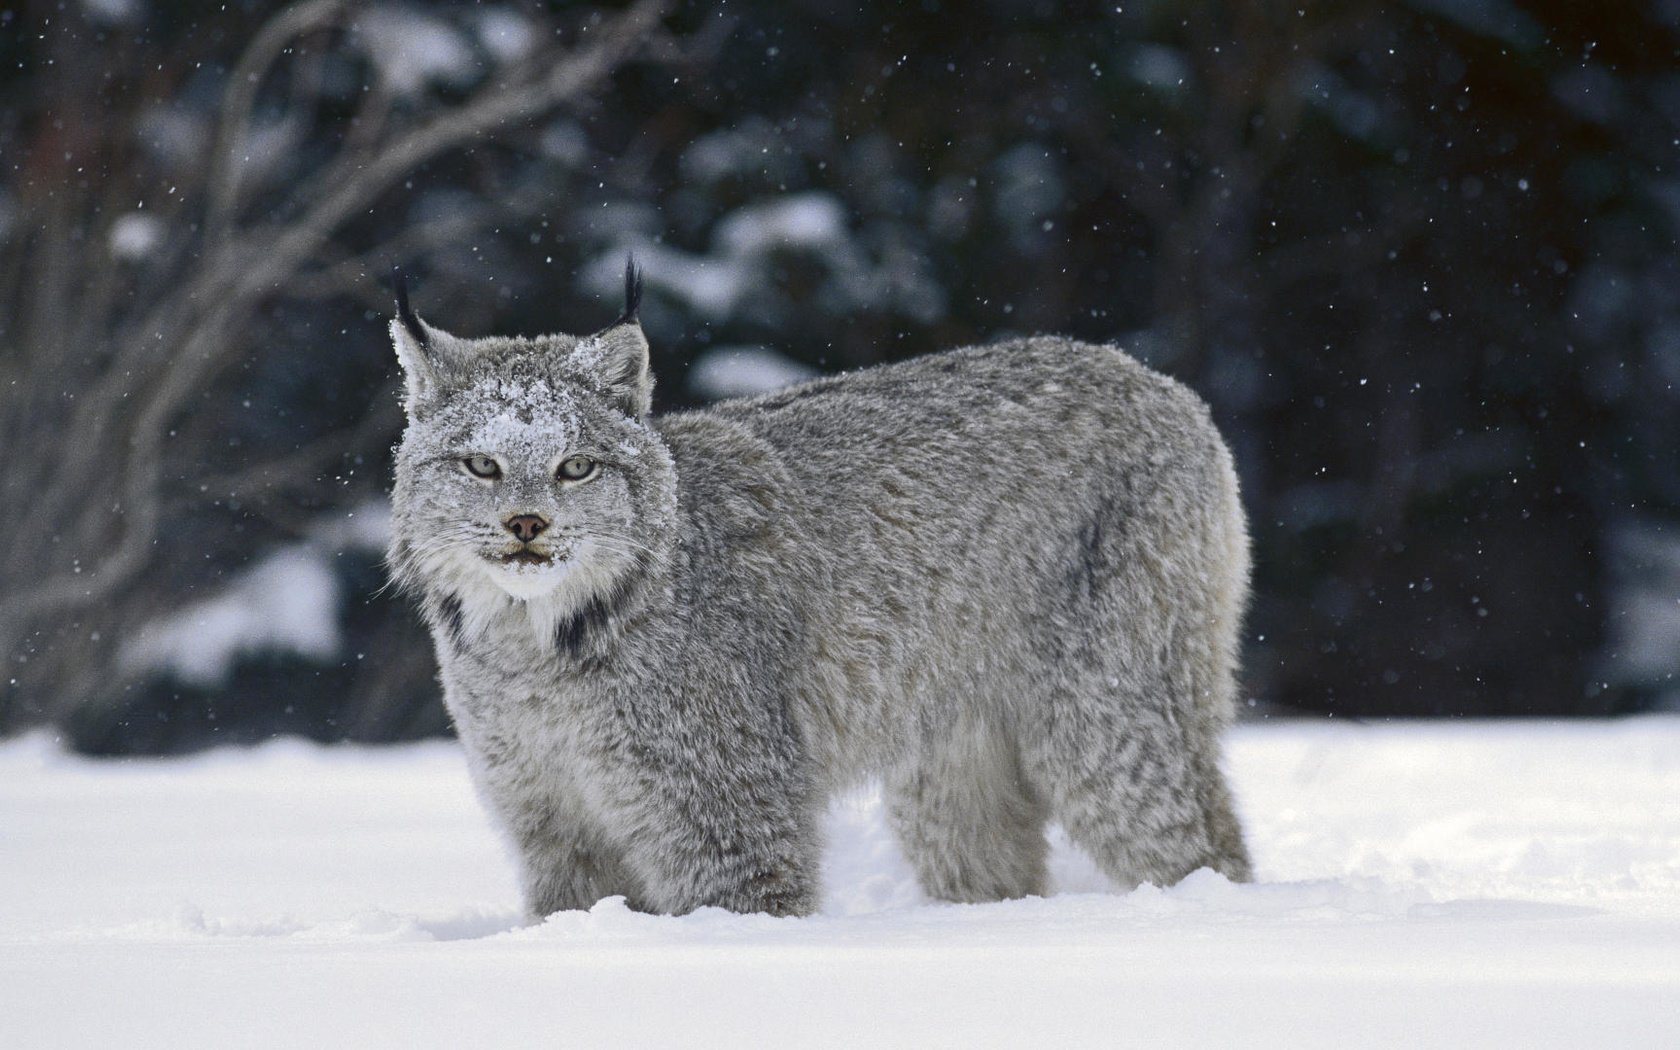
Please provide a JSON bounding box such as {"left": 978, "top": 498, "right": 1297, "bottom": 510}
{"left": 387, "top": 279, "right": 1253, "bottom": 919}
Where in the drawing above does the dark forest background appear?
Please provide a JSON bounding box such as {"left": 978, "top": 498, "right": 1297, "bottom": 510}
{"left": 3, "top": 0, "right": 1678, "bottom": 755}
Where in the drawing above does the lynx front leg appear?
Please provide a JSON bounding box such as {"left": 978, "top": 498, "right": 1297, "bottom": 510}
{"left": 511, "top": 816, "right": 644, "bottom": 920}
{"left": 631, "top": 794, "right": 823, "bottom": 916}
{"left": 613, "top": 750, "right": 822, "bottom": 917}
{"left": 470, "top": 769, "right": 644, "bottom": 919}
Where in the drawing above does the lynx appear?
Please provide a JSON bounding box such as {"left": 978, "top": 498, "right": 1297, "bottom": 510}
{"left": 387, "top": 262, "right": 1252, "bottom": 918}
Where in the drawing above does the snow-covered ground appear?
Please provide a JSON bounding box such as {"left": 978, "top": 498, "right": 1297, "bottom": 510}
{"left": 3, "top": 719, "right": 1677, "bottom": 1048}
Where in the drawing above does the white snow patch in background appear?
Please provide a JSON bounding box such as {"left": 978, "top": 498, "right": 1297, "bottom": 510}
{"left": 80, "top": 0, "right": 141, "bottom": 26}
{"left": 586, "top": 240, "right": 749, "bottom": 319}
{"left": 679, "top": 118, "right": 799, "bottom": 186}
{"left": 991, "top": 144, "right": 1065, "bottom": 245}
{"left": 1128, "top": 43, "right": 1191, "bottom": 91}
{"left": 687, "top": 345, "right": 820, "bottom": 400}
{"left": 120, "top": 547, "right": 340, "bottom": 686}
{"left": 589, "top": 190, "right": 946, "bottom": 324}
{"left": 713, "top": 193, "right": 849, "bottom": 256}
{"left": 356, "top": 7, "right": 478, "bottom": 97}
{"left": 2, "top": 719, "right": 1677, "bottom": 1047}
{"left": 308, "top": 498, "right": 393, "bottom": 554}
{"left": 589, "top": 192, "right": 870, "bottom": 321}
{"left": 1604, "top": 519, "right": 1680, "bottom": 705}
{"left": 121, "top": 501, "right": 392, "bottom": 687}
{"left": 538, "top": 120, "right": 590, "bottom": 166}
{"left": 136, "top": 105, "right": 209, "bottom": 168}
{"left": 108, "top": 212, "right": 163, "bottom": 261}
{"left": 474, "top": 8, "right": 533, "bottom": 64}
{"left": 231, "top": 116, "right": 303, "bottom": 181}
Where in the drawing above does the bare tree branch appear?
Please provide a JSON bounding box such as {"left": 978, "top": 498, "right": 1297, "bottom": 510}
{"left": 0, "top": 0, "right": 677, "bottom": 725}
{"left": 206, "top": 0, "right": 352, "bottom": 239}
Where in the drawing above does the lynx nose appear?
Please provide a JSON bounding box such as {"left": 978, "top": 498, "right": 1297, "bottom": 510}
{"left": 504, "top": 514, "right": 549, "bottom": 543}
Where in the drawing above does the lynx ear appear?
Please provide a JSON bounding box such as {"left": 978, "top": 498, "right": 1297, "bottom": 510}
{"left": 389, "top": 268, "right": 456, "bottom": 410}
{"left": 584, "top": 256, "right": 651, "bottom": 417}
{"left": 591, "top": 321, "right": 652, "bottom": 418}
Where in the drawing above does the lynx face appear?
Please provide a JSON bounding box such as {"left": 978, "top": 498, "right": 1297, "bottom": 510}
{"left": 398, "top": 371, "right": 653, "bottom": 602}
{"left": 387, "top": 264, "right": 674, "bottom": 621}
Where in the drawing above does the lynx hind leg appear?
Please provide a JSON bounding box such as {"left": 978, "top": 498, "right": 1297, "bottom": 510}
{"left": 1032, "top": 518, "right": 1255, "bottom": 888}
{"left": 887, "top": 719, "right": 1049, "bottom": 903}
{"left": 1029, "top": 688, "right": 1249, "bottom": 891}
{"left": 1035, "top": 439, "right": 1253, "bottom": 888}
{"left": 1196, "top": 746, "right": 1252, "bottom": 882}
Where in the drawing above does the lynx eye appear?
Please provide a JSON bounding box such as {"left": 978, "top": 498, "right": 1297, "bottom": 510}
{"left": 556, "top": 455, "right": 599, "bottom": 482}
{"left": 461, "top": 454, "right": 501, "bottom": 480}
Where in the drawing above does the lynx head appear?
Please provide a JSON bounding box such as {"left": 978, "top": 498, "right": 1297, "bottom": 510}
{"left": 387, "top": 260, "right": 676, "bottom": 643}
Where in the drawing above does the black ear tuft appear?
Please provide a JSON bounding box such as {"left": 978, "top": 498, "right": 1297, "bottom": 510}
{"left": 391, "top": 264, "right": 430, "bottom": 350}
{"left": 613, "top": 253, "right": 643, "bottom": 327}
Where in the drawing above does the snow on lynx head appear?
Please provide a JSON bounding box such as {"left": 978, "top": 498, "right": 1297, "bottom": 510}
{"left": 387, "top": 262, "right": 677, "bottom": 640}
